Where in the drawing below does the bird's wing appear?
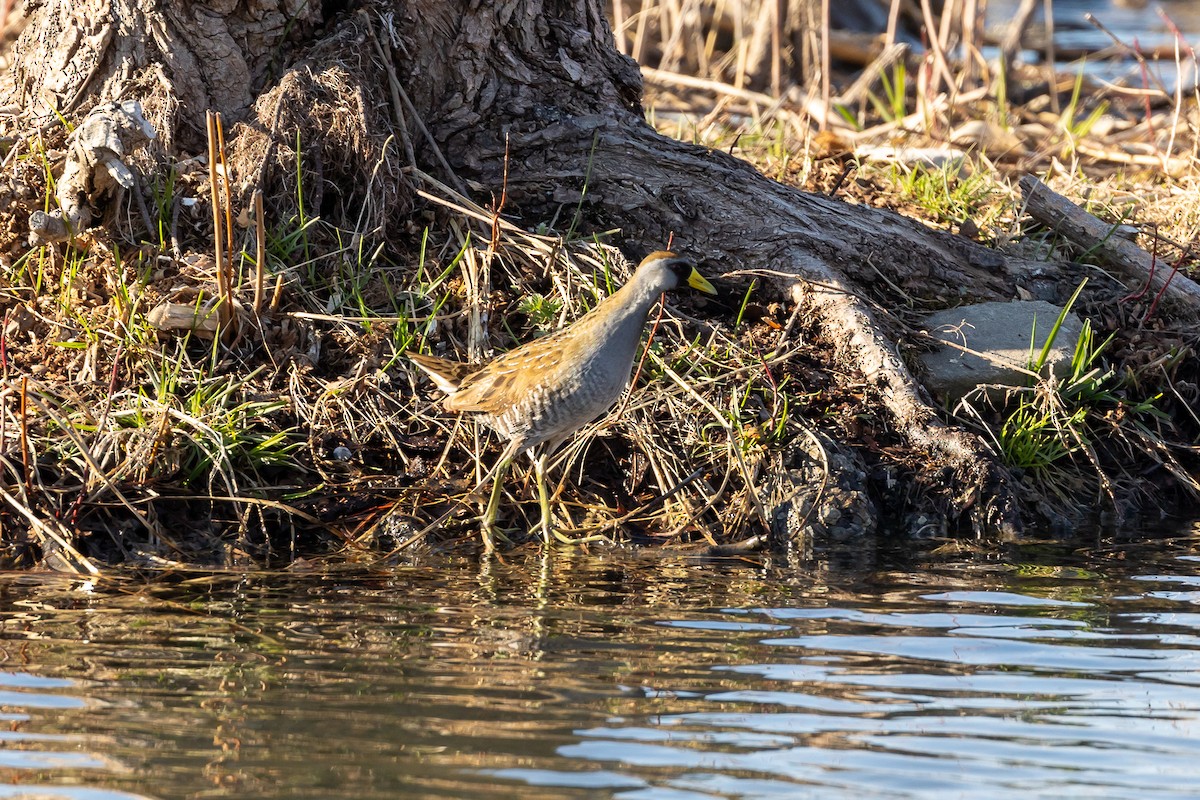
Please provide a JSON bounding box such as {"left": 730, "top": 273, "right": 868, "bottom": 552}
{"left": 448, "top": 334, "right": 574, "bottom": 414}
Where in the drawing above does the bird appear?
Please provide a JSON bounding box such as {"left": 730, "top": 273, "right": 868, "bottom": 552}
{"left": 407, "top": 250, "right": 717, "bottom": 550}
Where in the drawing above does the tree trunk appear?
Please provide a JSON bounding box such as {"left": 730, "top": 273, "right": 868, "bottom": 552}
{"left": 4, "top": 0, "right": 1034, "bottom": 540}
{"left": 8, "top": 0, "right": 323, "bottom": 150}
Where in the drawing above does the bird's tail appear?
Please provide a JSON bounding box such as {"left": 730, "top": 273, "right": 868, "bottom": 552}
{"left": 406, "top": 351, "right": 475, "bottom": 395}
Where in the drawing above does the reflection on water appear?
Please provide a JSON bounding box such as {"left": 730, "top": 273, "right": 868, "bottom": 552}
{"left": 2, "top": 538, "right": 1200, "bottom": 799}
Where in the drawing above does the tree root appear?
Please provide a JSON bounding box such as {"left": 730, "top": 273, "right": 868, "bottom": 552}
{"left": 797, "top": 270, "right": 1023, "bottom": 539}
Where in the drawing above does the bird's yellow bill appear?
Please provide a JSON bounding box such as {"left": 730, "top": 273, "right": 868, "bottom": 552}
{"left": 687, "top": 268, "right": 718, "bottom": 295}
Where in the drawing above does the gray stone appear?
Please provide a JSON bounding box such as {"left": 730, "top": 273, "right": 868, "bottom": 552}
{"left": 920, "top": 300, "right": 1083, "bottom": 400}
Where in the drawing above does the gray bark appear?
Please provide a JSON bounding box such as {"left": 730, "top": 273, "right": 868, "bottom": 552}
{"left": 5, "top": 0, "right": 321, "bottom": 149}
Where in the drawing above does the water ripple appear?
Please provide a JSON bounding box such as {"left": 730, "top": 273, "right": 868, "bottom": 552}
{"left": 4, "top": 550, "right": 1200, "bottom": 798}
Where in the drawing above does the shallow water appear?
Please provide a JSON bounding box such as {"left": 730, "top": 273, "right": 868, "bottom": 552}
{"left": 988, "top": 0, "right": 1200, "bottom": 88}
{"left": 5, "top": 534, "right": 1200, "bottom": 800}
{"left": 989, "top": 0, "right": 1200, "bottom": 49}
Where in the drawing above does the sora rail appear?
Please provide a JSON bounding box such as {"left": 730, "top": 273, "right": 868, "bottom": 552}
{"left": 408, "top": 251, "right": 717, "bottom": 550}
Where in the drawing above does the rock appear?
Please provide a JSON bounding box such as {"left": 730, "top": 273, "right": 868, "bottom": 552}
{"left": 920, "top": 300, "right": 1084, "bottom": 400}
{"left": 762, "top": 431, "right": 877, "bottom": 553}
{"left": 147, "top": 301, "right": 220, "bottom": 338}
{"left": 950, "top": 120, "right": 1028, "bottom": 158}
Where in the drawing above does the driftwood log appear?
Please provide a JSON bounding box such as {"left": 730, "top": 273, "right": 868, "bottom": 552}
{"left": 1020, "top": 175, "right": 1200, "bottom": 309}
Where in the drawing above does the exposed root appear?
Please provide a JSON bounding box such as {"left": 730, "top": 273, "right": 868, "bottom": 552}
{"left": 792, "top": 257, "right": 1022, "bottom": 539}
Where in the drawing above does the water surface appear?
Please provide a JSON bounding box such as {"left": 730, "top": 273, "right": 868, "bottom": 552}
{"left": 989, "top": 0, "right": 1200, "bottom": 51}
{"left": 987, "top": 0, "right": 1200, "bottom": 89}
{"left": 4, "top": 536, "right": 1200, "bottom": 799}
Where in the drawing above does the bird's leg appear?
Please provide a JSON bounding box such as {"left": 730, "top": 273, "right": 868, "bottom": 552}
{"left": 480, "top": 455, "right": 512, "bottom": 553}
{"left": 537, "top": 447, "right": 606, "bottom": 546}
{"left": 476, "top": 440, "right": 523, "bottom": 552}
{"left": 533, "top": 449, "right": 553, "bottom": 545}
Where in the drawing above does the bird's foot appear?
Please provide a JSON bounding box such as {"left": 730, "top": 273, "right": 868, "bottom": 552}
{"left": 549, "top": 528, "right": 609, "bottom": 546}
{"left": 479, "top": 518, "right": 518, "bottom": 552}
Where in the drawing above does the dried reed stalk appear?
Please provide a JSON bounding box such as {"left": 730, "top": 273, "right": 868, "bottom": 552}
{"left": 206, "top": 110, "right": 233, "bottom": 331}
{"left": 253, "top": 189, "right": 266, "bottom": 315}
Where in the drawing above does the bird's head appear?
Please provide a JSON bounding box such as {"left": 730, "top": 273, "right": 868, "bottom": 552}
{"left": 637, "top": 250, "right": 718, "bottom": 296}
